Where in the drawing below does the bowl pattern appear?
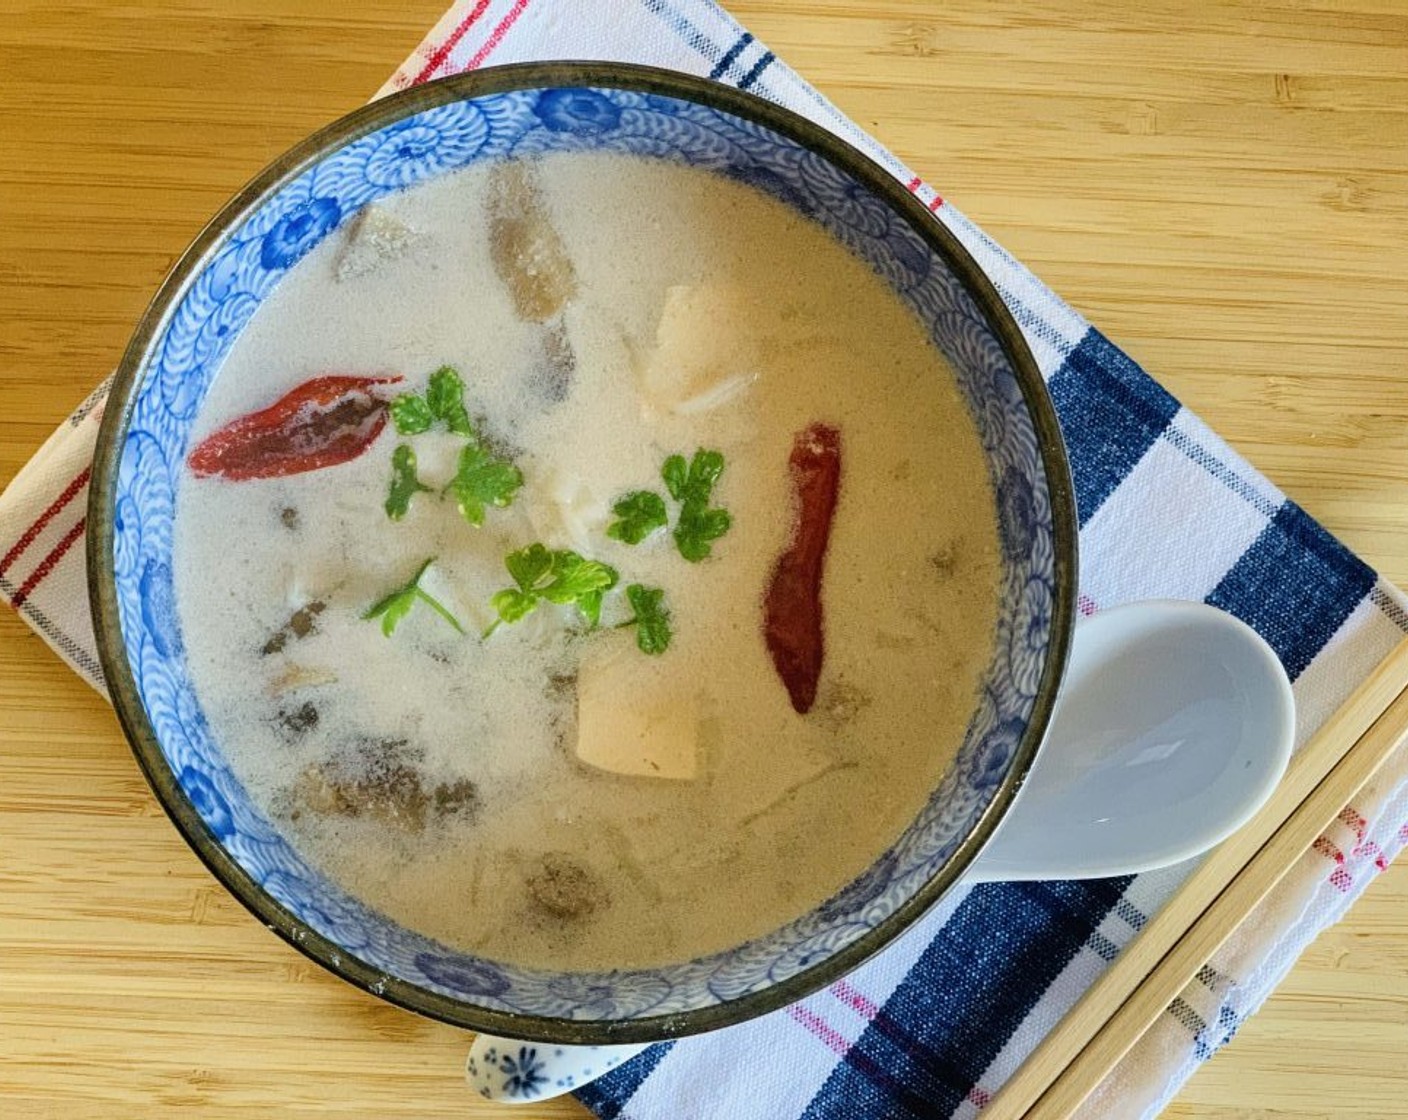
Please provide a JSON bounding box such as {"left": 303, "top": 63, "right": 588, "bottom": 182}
{"left": 99, "top": 76, "right": 1063, "bottom": 1031}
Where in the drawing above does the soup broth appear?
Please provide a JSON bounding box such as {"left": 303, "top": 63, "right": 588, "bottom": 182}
{"left": 173, "top": 151, "right": 1001, "bottom": 971}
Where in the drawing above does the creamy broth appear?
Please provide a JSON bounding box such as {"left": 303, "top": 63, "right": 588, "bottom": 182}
{"left": 173, "top": 152, "right": 1001, "bottom": 971}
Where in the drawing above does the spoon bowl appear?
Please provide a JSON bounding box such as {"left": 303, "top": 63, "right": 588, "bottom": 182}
{"left": 969, "top": 600, "right": 1296, "bottom": 882}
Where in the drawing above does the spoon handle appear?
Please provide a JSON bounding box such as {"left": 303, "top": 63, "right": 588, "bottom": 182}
{"left": 465, "top": 1035, "right": 650, "bottom": 1104}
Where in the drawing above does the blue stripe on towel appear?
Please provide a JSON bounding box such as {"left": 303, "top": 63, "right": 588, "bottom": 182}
{"left": 1049, "top": 328, "right": 1180, "bottom": 526}
{"left": 1207, "top": 500, "right": 1375, "bottom": 680}
{"left": 799, "top": 878, "right": 1131, "bottom": 1118}
{"left": 575, "top": 1043, "right": 676, "bottom": 1118}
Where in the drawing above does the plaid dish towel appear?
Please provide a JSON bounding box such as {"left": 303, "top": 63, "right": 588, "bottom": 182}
{"left": 3, "top": 2, "right": 1407, "bottom": 1117}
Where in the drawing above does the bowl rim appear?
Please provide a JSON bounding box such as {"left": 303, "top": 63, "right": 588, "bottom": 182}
{"left": 87, "top": 60, "right": 1078, "bottom": 1045}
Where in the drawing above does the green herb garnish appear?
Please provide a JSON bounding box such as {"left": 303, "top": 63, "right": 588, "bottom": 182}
{"left": 445, "top": 441, "right": 523, "bottom": 526}
{"left": 617, "top": 583, "right": 672, "bottom": 655}
{"left": 674, "top": 502, "right": 732, "bottom": 562}
{"left": 663, "top": 448, "right": 725, "bottom": 505}
{"left": 390, "top": 366, "right": 475, "bottom": 437}
{"left": 385, "top": 444, "right": 431, "bottom": 521}
{"left": 363, "top": 558, "right": 465, "bottom": 637}
{"left": 390, "top": 394, "right": 434, "bottom": 436}
{"left": 606, "top": 490, "right": 668, "bottom": 545}
{"left": 663, "top": 448, "right": 731, "bottom": 562}
{"left": 426, "top": 365, "right": 475, "bottom": 436}
{"left": 389, "top": 366, "right": 520, "bottom": 525}
{"left": 486, "top": 544, "right": 619, "bottom": 636}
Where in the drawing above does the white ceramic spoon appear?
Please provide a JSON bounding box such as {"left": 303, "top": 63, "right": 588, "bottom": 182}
{"left": 966, "top": 599, "right": 1295, "bottom": 881}
{"left": 465, "top": 600, "right": 1295, "bottom": 1103}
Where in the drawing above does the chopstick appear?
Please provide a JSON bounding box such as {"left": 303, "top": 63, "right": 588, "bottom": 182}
{"left": 984, "top": 635, "right": 1408, "bottom": 1120}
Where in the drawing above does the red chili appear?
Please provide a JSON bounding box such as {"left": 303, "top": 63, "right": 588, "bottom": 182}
{"left": 763, "top": 423, "right": 842, "bottom": 714}
{"left": 187, "top": 375, "right": 402, "bottom": 481}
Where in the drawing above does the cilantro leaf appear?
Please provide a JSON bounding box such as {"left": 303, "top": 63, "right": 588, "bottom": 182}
{"left": 664, "top": 448, "right": 731, "bottom": 562}
{"left": 363, "top": 558, "right": 464, "bottom": 637}
{"left": 445, "top": 440, "right": 523, "bottom": 526}
{"left": 619, "top": 583, "right": 672, "bottom": 655}
{"left": 490, "top": 587, "right": 538, "bottom": 625}
{"left": 662, "top": 454, "right": 688, "bottom": 502}
{"left": 366, "top": 586, "right": 416, "bottom": 637}
{"left": 385, "top": 444, "right": 431, "bottom": 521}
{"left": 674, "top": 502, "right": 732, "bottom": 562}
{"left": 540, "top": 551, "right": 619, "bottom": 606}
{"left": 390, "top": 367, "right": 475, "bottom": 438}
{"left": 505, "top": 541, "right": 555, "bottom": 591}
{"left": 607, "top": 490, "right": 668, "bottom": 545}
{"left": 577, "top": 589, "right": 606, "bottom": 629}
{"left": 390, "top": 393, "right": 434, "bottom": 436}
{"left": 664, "top": 449, "right": 725, "bottom": 504}
{"left": 486, "top": 545, "right": 618, "bottom": 636}
{"left": 426, "top": 365, "right": 475, "bottom": 437}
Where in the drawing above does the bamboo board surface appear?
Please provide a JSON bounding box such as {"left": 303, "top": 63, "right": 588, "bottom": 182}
{"left": 2, "top": 2, "right": 1406, "bottom": 1117}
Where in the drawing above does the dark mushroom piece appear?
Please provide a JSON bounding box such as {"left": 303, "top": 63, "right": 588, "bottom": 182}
{"left": 525, "top": 853, "right": 607, "bottom": 919}
{"left": 278, "top": 701, "right": 320, "bottom": 737}
{"left": 262, "top": 599, "right": 327, "bottom": 655}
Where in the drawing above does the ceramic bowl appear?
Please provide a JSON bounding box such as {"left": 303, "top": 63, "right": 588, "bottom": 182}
{"left": 88, "top": 62, "right": 1077, "bottom": 1045}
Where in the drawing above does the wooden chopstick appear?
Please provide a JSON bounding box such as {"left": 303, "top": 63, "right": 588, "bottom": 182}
{"left": 984, "top": 635, "right": 1408, "bottom": 1120}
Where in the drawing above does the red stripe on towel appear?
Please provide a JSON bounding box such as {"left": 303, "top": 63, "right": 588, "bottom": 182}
{"left": 787, "top": 1004, "right": 850, "bottom": 1056}
{"left": 411, "top": 0, "right": 494, "bottom": 85}
{"left": 904, "top": 176, "right": 944, "bottom": 211}
{"left": 465, "top": 0, "right": 533, "bottom": 71}
{"left": 10, "top": 516, "right": 86, "bottom": 609}
{"left": 831, "top": 978, "right": 878, "bottom": 1019}
{"left": 1312, "top": 836, "right": 1344, "bottom": 864}
{"left": 0, "top": 466, "right": 90, "bottom": 579}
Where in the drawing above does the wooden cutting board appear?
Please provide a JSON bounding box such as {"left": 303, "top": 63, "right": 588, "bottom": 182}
{"left": 2, "top": 2, "right": 1406, "bottom": 1117}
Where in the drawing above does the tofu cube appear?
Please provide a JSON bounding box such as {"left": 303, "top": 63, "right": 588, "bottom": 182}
{"left": 575, "top": 650, "right": 699, "bottom": 780}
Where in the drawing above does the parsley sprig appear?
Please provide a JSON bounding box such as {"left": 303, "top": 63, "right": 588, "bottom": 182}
{"left": 617, "top": 583, "right": 672, "bottom": 655}
{"left": 606, "top": 490, "right": 668, "bottom": 544}
{"left": 664, "top": 449, "right": 731, "bottom": 561}
{"left": 608, "top": 448, "right": 732, "bottom": 562}
{"left": 384, "top": 365, "right": 522, "bottom": 526}
{"left": 376, "top": 371, "right": 699, "bottom": 657}
{"left": 385, "top": 444, "right": 431, "bottom": 520}
{"left": 391, "top": 366, "right": 474, "bottom": 437}
{"left": 445, "top": 441, "right": 523, "bottom": 527}
{"left": 486, "top": 543, "right": 619, "bottom": 637}
{"left": 362, "top": 558, "right": 465, "bottom": 637}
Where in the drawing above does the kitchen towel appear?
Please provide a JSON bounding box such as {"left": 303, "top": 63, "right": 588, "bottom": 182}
{"left": 3, "top": 2, "right": 1406, "bottom": 1117}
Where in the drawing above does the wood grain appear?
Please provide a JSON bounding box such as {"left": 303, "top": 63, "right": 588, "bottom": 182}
{"left": 1, "top": 2, "right": 1406, "bottom": 1117}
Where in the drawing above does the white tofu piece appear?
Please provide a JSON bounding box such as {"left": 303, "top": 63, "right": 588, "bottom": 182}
{"left": 335, "top": 205, "right": 423, "bottom": 281}
{"left": 575, "top": 650, "right": 699, "bottom": 780}
{"left": 638, "top": 284, "right": 760, "bottom": 417}
{"left": 521, "top": 467, "right": 609, "bottom": 555}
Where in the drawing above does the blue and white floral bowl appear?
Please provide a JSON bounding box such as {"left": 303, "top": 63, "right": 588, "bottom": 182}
{"left": 88, "top": 64, "right": 1076, "bottom": 1045}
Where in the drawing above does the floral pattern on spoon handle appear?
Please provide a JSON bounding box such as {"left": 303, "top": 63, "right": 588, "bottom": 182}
{"left": 465, "top": 1036, "right": 651, "bottom": 1103}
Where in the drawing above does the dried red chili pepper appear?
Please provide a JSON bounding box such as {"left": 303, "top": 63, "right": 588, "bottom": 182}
{"left": 187, "top": 375, "right": 402, "bottom": 481}
{"left": 763, "top": 423, "right": 842, "bottom": 714}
